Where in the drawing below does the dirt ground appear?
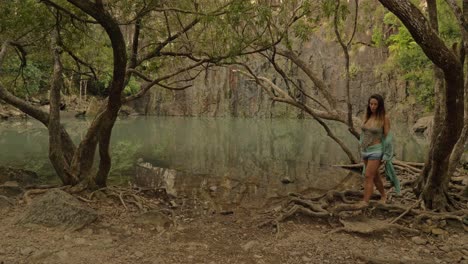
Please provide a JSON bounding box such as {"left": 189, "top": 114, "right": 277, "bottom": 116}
{"left": 1, "top": 191, "right": 467, "bottom": 264}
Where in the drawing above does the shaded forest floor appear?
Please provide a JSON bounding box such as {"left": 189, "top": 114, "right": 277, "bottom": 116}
{"left": 1, "top": 189, "right": 467, "bottom": 264}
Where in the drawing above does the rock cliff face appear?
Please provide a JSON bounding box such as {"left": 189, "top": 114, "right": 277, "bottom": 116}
{"left": 129, "top": 20, "right": 418, "bottom": 123}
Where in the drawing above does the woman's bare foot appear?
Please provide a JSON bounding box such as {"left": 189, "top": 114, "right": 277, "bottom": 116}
{"left": 354, "top": 201, "right": 369, "bottom": 209}
{"left": 379, "top": 194, "right": 387, "bottom": 204}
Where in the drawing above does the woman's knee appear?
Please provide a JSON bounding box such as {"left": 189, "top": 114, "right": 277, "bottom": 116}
{"left": 364, "top": 172, "right": 374, "bottom": 180}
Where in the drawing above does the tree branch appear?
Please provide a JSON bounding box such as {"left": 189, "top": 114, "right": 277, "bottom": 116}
{"left": 39, "top": 0, "right": 98, "bottom": 24}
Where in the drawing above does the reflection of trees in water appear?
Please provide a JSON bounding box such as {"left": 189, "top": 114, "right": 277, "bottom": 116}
{"left": 128, "top": 118, "right": 357, "bottom": 188}
{"left": 134, "top": 163, "right": 358, "bottom": 210}
{"left": 0, "top": 117, "right": 428, "bottom": 184}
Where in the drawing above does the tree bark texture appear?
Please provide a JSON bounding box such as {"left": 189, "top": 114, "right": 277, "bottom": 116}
{"left": 378, "top": 0, "right": 464, "bottom": 210}
{"left": 64, "top": 0, "right": 127, "bottom": 187}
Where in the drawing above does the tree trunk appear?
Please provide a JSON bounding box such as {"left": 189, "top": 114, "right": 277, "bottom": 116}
{"left": 0, "top": 41, "right": 77, "bottom": 181}
{"left": 378, "top": 0, "right": 465, "bottom": 210}
{"left": 48, "top": 27, "right": 78, "bottom": 185}
{"left": 95, "top": 111, "right": 118, "bottom": 187}
{"left": 64, "top": 0, "right": 127, "bottom": 189}
{"left": 415, "top": 0, "right": 445, "bottom": 195}
{"left": 447, "top": 0, "right": 468, "bottom": 177}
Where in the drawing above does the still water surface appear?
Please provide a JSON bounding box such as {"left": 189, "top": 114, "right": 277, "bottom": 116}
{"left": 0, "top": 117, "right": 427, "bottom": 205}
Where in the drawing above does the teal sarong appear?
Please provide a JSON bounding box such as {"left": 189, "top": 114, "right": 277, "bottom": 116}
{"left": 360, "top": 132, "right": 401, "bottom": 194}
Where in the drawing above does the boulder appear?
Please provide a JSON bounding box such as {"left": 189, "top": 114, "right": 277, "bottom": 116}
{"left": 17, "top": 189, "right": 98, "bottom": 230}
{"left": 134, "top": 161, "right": 177, "bottom": 197}
{"left": 0, "top": 166, "right": 38, "bottom": 186}
{"left": 0, "top": 181, "right": 23, "bottom": 197}
{"left": 412, "top": 116, "right": 433, "bottom": 137}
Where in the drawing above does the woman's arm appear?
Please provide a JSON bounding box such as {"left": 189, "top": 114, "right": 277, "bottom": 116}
{"left": 383, "top": 115, "right": 391, "bottom": 137}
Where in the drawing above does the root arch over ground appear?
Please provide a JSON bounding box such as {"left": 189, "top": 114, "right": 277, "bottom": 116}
{"left": 259, "top": 161, "right": 468, "bottom": 235}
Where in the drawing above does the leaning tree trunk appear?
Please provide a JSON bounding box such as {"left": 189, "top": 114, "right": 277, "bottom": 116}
{"left": 0, "top": 41, "right": 77, "bottom": 183}
{"left": 48, "top": 27, "right": 79, "bottom": 185}
{"left": 378, "top": 0, "right": 465, "bottom": 210}
{"left": 64, "top": 0, "right": 127, "bottom": 189}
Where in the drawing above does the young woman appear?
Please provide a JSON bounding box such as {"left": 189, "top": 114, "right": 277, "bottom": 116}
{"left": 360, "top": 94, "right": 390, "bottom": 205}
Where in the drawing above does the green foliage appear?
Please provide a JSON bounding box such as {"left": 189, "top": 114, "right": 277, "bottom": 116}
{"left": 123, "top": 77, "right": 140, "bottom": 96}
{"left": 321, "top": 0, "right": 336, "bottom": 18}
{"left": 109, "top": 140, "right": 142, "bottom": 177}
{"left": 293, "top": 19, "right": 314, "bottom": 41}
{"left": 371, "top": 26, "right": 384, "bottom": 47}
{"left": 405, "top": 70, "right": 435, "bottom": 111}
{"left": 349, "top": 63, "right": 360, "bottom": 79}
{"left": 380, "top": 0, "right": 461, "bottom": 111}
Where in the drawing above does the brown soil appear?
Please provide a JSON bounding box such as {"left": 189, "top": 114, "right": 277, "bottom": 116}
{"left": 1, "top": 192, "right": 467, "bottom": 264}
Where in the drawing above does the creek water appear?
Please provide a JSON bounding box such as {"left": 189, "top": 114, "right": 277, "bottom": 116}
{"left": 0, "top": 116, "right": 427, "bottom": 207}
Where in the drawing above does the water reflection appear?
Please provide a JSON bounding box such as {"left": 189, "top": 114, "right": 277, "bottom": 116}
{"left": 0, "top": 117, "right": 427, "bottom": 202}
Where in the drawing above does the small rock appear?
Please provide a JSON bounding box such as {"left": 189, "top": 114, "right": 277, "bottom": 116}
{"left": 281, "top": 177, "right": 294, "bottom": 184}
{"left": 74, "top": 238, "right": 87, "bottom": 245}
{"left": 220, "top": 210, "right": 233, "bottom": 215}
{"left": 402, "top": 256, "right": 412, "bottom": 262}
{"left": 242, "top": 240, "right": 259, "bottom": 251}
{"left": 431, "top": 228, "right": 446, "bottom": 235}
{"left": 30, "top": 250, "right": 53, "bottom": 261}
{"left": 56, "top": 251, "right": 69, "bottom": 261}
{"left": 253, "top": 254, "right": 262, "bottom": 259}
{"left": 439, "top": 220, "right": 447, "bottom": 228}
{"left": 102, "top": 238, "right": 113, "bottom": 244}
{"left": 20, "top": 247, "right": 34, "bottom": 256}
{"left": 439, "top": 245, "right": 451, "bottom": 252}
{"left": 134, "top": 251, "right": 144, "bottom": 258}
{"left": 421, "top": 248, "right": 430, "bottom": 254}
{"left": 411, "top": 236, "right": 427, "bottom": 245}
{"left": 302, "top": 256, "right": 312, "bottom": 262}
{"left": 209, "top": 186, "right": 217, "bottom": 192}
{"left": 446, "top": 251, "right": 463, "bottom": 261}
{"left": 82, "top": 228, "right": 93, "bottom": 236}
{"left": 2, "top": 181, "right": 19, "bottom": 187}
{"left": 461, "top": 249, "right": 468, "bottom": 256}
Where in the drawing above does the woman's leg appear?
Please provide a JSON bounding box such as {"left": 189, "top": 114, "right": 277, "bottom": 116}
{"left": 363, "top": 159, "right": 380, "bottom": 203}
{"left": 373, "top": 165, "right": 387, "bottom": 202}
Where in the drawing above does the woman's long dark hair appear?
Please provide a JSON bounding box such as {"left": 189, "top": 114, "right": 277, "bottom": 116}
{"left": 364, "top": 94, "right": 385, "bottom": 126}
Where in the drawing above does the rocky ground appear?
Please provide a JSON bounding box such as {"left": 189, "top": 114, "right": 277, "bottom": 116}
{"left": 0, "top": 186, "right": 467, "bottom": 264}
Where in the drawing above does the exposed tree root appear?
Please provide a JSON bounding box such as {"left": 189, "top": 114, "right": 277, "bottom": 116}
{"left": 330, "top": 218, "right": 419, "bottom": 235}
{"left": 84, "top": 186, "right": 169, "bottom": 212}
{"left": 390, "top": 199, "right": 421, "bottom": 224}
{"left": 258, "top": 187, "right": 468, "bottom": 235}
{"left": 333, "top": 160, "right": 423, "bottom": 175}
{"left": 19, "top": 185, "right": 169, "bottom": 213}
{"left": 23, "top": 186, "right": 70, "bottom": 205}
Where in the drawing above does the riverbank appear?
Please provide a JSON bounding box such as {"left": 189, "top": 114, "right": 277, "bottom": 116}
{"left": 1, "top": 186, "right": 467, "bottom": 264}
